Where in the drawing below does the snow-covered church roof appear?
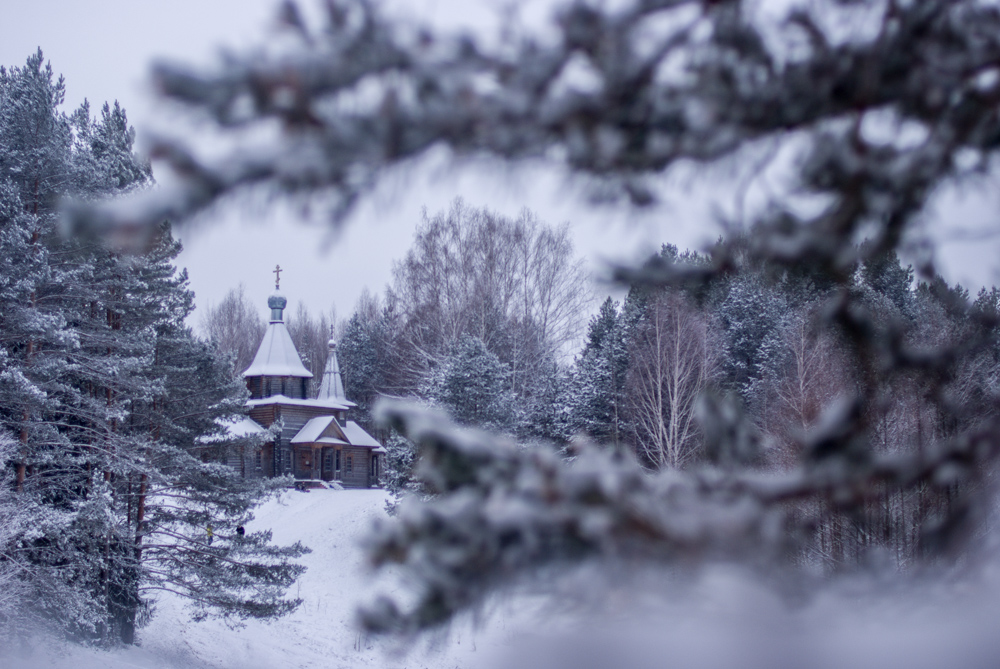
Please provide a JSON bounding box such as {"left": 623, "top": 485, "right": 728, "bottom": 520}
{"left": 317, "top": 336, "right": 346, "bottom": 400}
{"left": 246, "top": 394, "right": 353, "bottom": 411}
{"left": 242, "top": 289, "right": 313, "bottom": 378}
{"left": 342, "top": 421, "right": 381, "bottom": 448}
{"left": 290, "top": 416, "right": 347, "bottom": 445}
{"left": 290, "top": 415, "right": 382, "bottom": 449}
{"left": 198, "top": 416, "right": 267, "bottom": 444}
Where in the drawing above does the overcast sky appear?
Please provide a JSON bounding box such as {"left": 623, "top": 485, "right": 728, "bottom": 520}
{"left": 2, "top": 0, "right": 998, "bottom": 327}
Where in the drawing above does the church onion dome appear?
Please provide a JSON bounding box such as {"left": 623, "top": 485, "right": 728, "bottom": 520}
{"left": 268, "top": 290, "right": 288, "bottom": 322}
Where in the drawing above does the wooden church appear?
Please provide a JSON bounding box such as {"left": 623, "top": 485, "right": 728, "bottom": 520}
{"left": 225, "top": 273, "right": 383, "bottom": 488}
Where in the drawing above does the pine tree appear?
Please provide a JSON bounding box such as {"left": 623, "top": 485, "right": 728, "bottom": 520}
{"left": 569, "top": 298, "right": 617, "bottom": 442}
{"left": 858, "top": 244, "right": 915, "bottom": 318}
{"left": 0, "top": 51, "right": 306, "bottom": 646}
{"left": 381, "top": 429, "right": 417, "bottom": 507}
{"left": 516, "top": 360, "right": 573, "bottom": 446}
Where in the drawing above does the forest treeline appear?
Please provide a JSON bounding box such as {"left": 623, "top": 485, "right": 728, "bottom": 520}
{"left": 207, "top": 196, "right": 1000, "bottom": 572}
{"left": 0, "top": 52, "right": 305, "bottom": 646}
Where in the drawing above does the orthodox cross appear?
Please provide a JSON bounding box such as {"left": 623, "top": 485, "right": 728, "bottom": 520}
{"left": 273, "top": 264, "right": 282, "bottom": 289}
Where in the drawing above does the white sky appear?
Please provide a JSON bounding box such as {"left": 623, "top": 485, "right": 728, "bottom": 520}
{"left": 1, "top": 0, "right": 998, "bottom": 326}
{"left": 0, "top": 0, "right": 705, "bottom": 326}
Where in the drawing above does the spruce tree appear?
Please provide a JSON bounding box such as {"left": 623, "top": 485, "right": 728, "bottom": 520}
{"left": 339, "top": 303, "right": 395, "bottom": 428}
{"left": 427, "top": 334, "right": 513, "bottom": 432}
{"left": 569, "top": 297, "right": 634, "bottom": 447}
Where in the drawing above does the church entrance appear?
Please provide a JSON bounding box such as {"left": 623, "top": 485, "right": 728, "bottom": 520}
{"left": 321, "top": 447, "right": 334, "bottom": 482}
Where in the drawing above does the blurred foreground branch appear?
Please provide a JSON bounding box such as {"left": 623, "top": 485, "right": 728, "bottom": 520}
{"left": 361, "top": 400, "right": 999, "bottom": 633}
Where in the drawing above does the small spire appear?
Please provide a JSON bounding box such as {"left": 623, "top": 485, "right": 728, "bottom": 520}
{"left": 318, "top": 332, "right": 346, "bottom": 401}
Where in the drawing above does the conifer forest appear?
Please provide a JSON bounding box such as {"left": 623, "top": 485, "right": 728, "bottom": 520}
{"left": 8, "top": 0, "right": 1000, "bottom": 667}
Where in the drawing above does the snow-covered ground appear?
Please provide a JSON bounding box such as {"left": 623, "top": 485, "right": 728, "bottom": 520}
{"left": 9, "top": 489, "right": 519, "bottom": 669}
{"left": 14, "top": 489, "right": 1000, "bottom": 669}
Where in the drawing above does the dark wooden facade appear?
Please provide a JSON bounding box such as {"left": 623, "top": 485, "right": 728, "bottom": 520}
{"left": 244, "top": 396, "right": 380, "bottom": 488}
{"left": 246, "top": 375, "right": 310, "bottom": 401}
{"left": 293, "top": 444, "right": 379, "bottom": 488}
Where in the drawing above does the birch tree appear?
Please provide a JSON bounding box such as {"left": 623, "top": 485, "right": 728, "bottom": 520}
{"left": 759, "top": 307, "right": 854, "bottom": 467}
{"left": 627, "top": 292, "right": 721, "bottom": 468}
{"left": 286, "top": 301, "right": 336, "bottom": 388}
{"left": 388, "top": 199, "right": 588, "bottom": 397}
{"left": 200, "top": 284, "right": 266, "bottom": 375}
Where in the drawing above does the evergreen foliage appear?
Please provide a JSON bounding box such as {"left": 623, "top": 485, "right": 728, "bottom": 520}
{"left": 426, "top": 334, "right": 514, "bottom": 432}
{"left": 0, "top": 51, "right": 305, "bottom": 646}
{"left": 567, "top": 297, "right": 630, "bottom": 446}
{"left": 380, "top": 429, "right": 418, "bottom": 505}
{"left": 338, "top": 292, "right": 395, "bottom": 428}
{"left": 715, "top": 273, "right": 789, "bottom": 403}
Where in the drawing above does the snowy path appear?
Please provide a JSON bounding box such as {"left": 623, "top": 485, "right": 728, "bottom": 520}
{"left": 13, "top": 490, "right": 513, "bottom": 669}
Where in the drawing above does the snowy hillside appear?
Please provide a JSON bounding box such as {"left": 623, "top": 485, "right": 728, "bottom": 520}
{"left": 9, "top": 490, "right": 515, "bottom": 669}
{"left": 14, "top": 488, "right": 1000, "bottom": 669}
